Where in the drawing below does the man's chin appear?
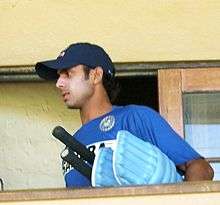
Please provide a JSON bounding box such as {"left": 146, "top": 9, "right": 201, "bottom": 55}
{"left": 66, "top": 103, "right": 79, "bottom": 109}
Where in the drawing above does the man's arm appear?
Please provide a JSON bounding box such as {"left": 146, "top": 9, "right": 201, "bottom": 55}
{"left": 177, "top": 158, "right": 214, "bottom": 181}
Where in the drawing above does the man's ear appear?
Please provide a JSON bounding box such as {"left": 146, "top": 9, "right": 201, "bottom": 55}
{"left": 90, "top": 67, "right": 103, "bottom": 84}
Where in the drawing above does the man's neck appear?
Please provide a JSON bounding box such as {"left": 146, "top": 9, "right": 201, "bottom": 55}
{"left": 80, "top": 101, "right": 112, "bottom": 125}
{"left": 79, "top": 86, "right": 113, "bottom": 125}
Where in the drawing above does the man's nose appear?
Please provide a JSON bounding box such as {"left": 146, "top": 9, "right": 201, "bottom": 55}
{"left": 56, "top": 76, "right": 64, "bottom": 88}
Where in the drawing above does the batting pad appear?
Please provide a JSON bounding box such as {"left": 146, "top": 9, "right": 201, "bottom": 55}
{"left": 112, "top": 130, "right": 183, "bottom": 185}
{"left": 91, "top": 147, "right": 119, "bottom": 187}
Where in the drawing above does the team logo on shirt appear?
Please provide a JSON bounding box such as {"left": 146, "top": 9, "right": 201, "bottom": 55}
{"left": 99, "top": 115, "right": 115, "bottom": 132}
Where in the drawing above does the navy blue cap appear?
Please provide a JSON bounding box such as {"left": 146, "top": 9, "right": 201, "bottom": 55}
{"left": 35, "top": 43, "right": 115, "bottom": 80}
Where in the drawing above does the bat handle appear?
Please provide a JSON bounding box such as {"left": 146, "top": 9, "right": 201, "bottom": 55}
{"left": 61, "top": 147, "right": 92, "bottom": 180}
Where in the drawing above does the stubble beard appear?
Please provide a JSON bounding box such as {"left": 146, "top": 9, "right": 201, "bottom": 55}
{"left": 65, "top": 100, "right": 79, "bottom": 109}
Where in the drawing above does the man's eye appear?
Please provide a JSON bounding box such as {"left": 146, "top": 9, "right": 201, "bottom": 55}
{"left": 57, "top": 69, "right": 69, "bottom": 77}
{"left": 61, "top": 72, "right": 69, "bottom": 78}
{"left": 66, "top": 72, "right": 71, "bottom": 78}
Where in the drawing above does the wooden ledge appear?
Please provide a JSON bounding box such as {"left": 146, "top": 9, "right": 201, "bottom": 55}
{"left": 0, "top": 181, "right": 220, "bottom": 202}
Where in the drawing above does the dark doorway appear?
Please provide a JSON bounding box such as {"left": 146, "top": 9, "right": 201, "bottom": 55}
{"left": 114, "top": 75, "right": 158, "bottom": 111}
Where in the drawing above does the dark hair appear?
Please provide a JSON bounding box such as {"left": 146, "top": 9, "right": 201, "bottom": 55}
{"left": 83, "top": 65, "right": 120, "bottom": 103}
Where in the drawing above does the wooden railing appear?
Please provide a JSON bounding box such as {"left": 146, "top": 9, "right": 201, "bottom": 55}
{"left": 0, "top": 181, "right": 220, "bottom": 205}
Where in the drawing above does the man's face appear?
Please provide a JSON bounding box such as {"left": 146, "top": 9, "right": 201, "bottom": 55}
{"left": 56, "top": 65, "right": 94, "bottom": 109}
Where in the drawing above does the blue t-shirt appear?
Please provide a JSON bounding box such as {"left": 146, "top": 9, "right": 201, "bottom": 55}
{"left": 62, "top": 105, "right": 201, "bottom": 187}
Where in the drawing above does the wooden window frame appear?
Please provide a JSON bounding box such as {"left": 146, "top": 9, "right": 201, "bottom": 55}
{"left": 158, "top": 68, "right": 220, "bottom": 137}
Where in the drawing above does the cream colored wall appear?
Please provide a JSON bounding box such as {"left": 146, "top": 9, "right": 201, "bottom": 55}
{"left": 0, "top": 82, "right": 81, "bottom": 190}
{"left": 1, "top": 0, "right": 220, "bottom": 66}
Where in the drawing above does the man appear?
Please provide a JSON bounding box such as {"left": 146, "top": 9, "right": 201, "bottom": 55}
{"left": 35, "top": 42, "right": 214, "bottom": 187}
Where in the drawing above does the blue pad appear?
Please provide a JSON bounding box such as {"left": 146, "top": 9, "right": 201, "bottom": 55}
{"left": 113, "top": 130, "right": 182, "bottom": 185}
{"left": 91, "top": 147, "right": 119, "bottom": 187}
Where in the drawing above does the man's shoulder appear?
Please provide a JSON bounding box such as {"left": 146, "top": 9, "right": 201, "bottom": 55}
{"left": 112, "top": 105, "right": 158, "bottom": 120}
{"left": 114, "top": 104, "right": 155, "bottom": 113}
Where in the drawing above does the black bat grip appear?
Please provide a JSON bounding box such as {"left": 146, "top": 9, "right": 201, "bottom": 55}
{"left": 52, "top": 126, "right": 95, "bottom": 164}
{"left": 61, "top": 148, "right": 92, "bottom": 180}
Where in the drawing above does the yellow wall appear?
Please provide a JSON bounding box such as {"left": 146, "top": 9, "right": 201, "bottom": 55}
{"left": 0, "top": 82, "right": 81, "bottom": 190}
{"left": 1, "top": 0, "right": 220, "bottom": 66}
